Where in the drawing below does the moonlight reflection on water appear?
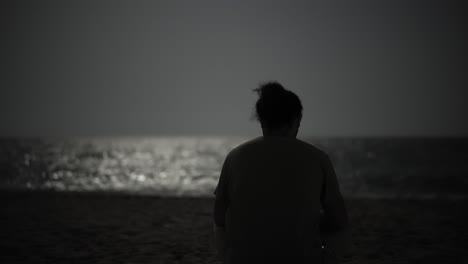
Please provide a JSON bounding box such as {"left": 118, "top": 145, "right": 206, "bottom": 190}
{"left": 0, "top": 137, "right": 244, "bottom": 196}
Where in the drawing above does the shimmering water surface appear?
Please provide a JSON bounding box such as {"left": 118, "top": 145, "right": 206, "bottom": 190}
{"left": 1, "top": 137, "right": 467, "bottom": 198}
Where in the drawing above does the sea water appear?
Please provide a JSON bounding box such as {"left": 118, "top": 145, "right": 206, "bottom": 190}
{"left": 1, "top": 137, "right": 467, "bottom": 198}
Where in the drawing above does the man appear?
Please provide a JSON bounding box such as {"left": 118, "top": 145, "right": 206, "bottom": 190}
{"left": 214, "top": 82, "right": 352, "bottom": 263}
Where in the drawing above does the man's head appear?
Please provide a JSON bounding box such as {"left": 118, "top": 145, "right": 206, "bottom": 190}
{"left": 252, "top": 81, "right": 303, "bottom": 137}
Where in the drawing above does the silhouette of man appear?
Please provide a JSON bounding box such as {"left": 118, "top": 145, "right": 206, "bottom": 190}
{"left": 213, "top": 82, "right": 351, "bottom": 264}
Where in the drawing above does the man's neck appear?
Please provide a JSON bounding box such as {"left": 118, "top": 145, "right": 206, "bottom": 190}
{"left": 262, "top": 129, "right": 296, "bottom": 138}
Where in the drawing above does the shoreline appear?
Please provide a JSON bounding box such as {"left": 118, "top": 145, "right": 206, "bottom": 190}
{"left": 1, "top": 188, "right": 467, "bottom": 201}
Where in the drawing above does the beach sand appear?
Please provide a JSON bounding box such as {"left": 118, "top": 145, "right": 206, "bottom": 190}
{"left": 1, "top": 191, "right": 467, "bottom": 264}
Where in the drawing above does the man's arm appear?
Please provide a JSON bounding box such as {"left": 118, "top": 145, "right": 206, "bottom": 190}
{"left": 320, "top": 153, "right": 352, "bottom": 257}
{"left": 213, "top": 154, "right": 231, "bottom": 260}
{"left": 213, "top": 223, "right": 227, "bottom": 260}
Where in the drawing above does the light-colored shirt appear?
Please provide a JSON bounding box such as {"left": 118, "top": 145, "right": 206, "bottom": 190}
{"left": 214, "top": 136, "right": 350, "bottom": 261}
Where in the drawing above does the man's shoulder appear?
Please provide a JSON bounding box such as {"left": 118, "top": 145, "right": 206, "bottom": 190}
{"left": 295, "top": 138, "right": 328, "bottom": 156}
{"left": 227, "top": 136, "right": 328, "bottom": 159}
{"left": 226, "top": 137, "right": 262, "bottom": 157}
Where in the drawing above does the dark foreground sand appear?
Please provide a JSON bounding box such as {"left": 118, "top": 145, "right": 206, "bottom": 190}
{"left": 1, "top": 191, "right": 467, "bottom": 264}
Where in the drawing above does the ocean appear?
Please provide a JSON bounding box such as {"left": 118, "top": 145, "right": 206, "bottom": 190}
{"left": 1, "top": 137, "right": 467, "bottom": 199}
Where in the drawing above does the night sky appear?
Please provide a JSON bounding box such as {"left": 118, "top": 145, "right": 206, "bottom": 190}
{"left": 1, "top": 0, "right": 466, "bottom": 137}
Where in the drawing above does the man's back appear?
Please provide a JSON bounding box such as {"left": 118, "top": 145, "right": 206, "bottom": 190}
{"left": 214, "top": 136, "right": 349, "bottom": 262}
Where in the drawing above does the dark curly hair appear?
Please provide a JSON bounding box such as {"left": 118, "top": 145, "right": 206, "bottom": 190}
{"left": 252, "top": 81, "right": 303, "bottom": 130}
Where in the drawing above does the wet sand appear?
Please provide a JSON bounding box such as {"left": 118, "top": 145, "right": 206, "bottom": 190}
{"left": 1, "top": 191, "right": 467, "bottom": 264}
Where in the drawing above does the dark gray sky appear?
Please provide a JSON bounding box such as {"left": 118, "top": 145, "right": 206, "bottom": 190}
{"left": 1, "top": 0, "right": 466, "bottom": 137}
